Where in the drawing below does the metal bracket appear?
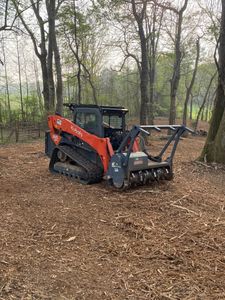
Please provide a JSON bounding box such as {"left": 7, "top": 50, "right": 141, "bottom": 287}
{"left": 116, "top": 124, "right": 194, "bottom": 167}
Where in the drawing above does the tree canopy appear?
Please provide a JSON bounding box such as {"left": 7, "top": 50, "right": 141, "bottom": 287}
{"left": 0, "top": 0, "right": 224, "bottom": 163}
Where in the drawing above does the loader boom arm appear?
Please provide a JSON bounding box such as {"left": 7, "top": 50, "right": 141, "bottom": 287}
{"left": 48, "top": 115, "right": 114, "bottom": 173}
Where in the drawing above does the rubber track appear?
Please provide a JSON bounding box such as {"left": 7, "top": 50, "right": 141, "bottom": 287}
{"left": 51, "top": 145, "right": 103, "bottom": 184}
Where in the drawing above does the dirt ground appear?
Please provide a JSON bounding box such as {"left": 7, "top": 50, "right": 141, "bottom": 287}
{"left": 0, "top": 136, "right": 225, "bottom": 300}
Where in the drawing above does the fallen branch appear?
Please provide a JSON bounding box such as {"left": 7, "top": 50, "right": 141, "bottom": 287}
{"left": 170, "top": 204, "right": 199, "bottom": 216}
{"left": 170, "top": 194, "right": 189, "bottom": 205}
{"left": 194, "top": 161, "right": 212, "bottom": 168}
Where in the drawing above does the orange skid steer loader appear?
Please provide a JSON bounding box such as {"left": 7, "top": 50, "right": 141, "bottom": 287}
{"left": 45, "top": 104, "right": 193, "bottom": 189}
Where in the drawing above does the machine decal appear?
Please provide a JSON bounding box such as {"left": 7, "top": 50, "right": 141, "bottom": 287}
{"left": 70, "top": 125, "right": 83, "bottom": 137}
{"left": 133, "top": 160, "right": 143, "bottom": 165}
{"left": 56, "top": 119, "right": 62, "bottom": 125}
{"left": 112, "top": 162, "right": 121, "bottom": 168}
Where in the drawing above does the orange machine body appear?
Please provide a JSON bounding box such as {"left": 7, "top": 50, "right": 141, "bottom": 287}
{"left": 48, "top": 115, "right": 115, "bottom": 173}
{"left": 48, "top": 115, "right": 140, "bottom": 174}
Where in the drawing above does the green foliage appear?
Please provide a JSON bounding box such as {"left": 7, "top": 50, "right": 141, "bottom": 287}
{"left": 59, "top": 6, "right": 91, "bottom": 37}
{"left": 153, "top": 53, "right": 173, "bottom": 117}
{"left": 0, "top": 92, "right": 43, "bottom": 124}
{"left": 208, "top": 24, "right": 220, "bottom": 40}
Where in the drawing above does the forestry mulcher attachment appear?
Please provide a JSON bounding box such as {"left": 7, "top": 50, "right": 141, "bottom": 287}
{"left": 45, "top": 104, "right": 193, "bottom": 189}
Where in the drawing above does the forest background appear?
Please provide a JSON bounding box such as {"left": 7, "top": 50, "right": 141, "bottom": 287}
{"left": 0, "top": 0, "right": 221, "bottom": 151}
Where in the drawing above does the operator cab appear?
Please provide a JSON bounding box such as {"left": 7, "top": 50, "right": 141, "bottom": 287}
{"left": 101, "top": 106, "right": 128, "bottom": 149}
{"left": 64, "top": 104, "right": 128, "bottom": 150}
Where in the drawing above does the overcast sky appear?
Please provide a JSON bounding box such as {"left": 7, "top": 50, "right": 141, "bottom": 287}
{"left": 0, "top": 0, "right": 221, "bottom": 92}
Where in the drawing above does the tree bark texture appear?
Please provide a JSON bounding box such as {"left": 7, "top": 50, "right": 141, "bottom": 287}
{"left": 200, "top": 0, "right": 225, "bottom": 163}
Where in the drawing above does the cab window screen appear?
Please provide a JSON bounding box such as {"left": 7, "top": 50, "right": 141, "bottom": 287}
{"left": 103, "top": 115, "right": 122, "bottom": 129}
{"left": 76, "top": 112, "right": 97, "bottom": 134}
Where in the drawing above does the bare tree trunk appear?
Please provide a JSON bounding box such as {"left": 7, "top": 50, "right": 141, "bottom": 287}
{"left": 207, "top": 91, "right": 216, "bottom": 121}
{"left": 77, "top": 65, "right": 82, "bottom": 104}
{"left": 0, "top": 103, "right": 2, "bottom": 124}
{"left": 54, "top": 43, "right": 63, "bottom": 113}
{"left": 33, "top": 58, "right": 43, "bottom": 114}
{"left": 126, "top": 65, "right": 129, "bottom": 109}
{"left": 204, "top": 95, "right": 209, "bottom": 121}
{"left": 2, "top": 38, "right": 11, "bottom": 122}
{"left": 22, "top": 47, "right": 29, "bottom": 119}
{"left": 72, "top": 68, "right": 76, "bottom": 101}
{"left": 12, "top": 0, "right": 57, "bottom": 114}
{"left": 16, "top": 35, "right": 25, "bottom": 121}
{"left": 169, "top": 0, "right": 188, "bottom": 129}
{"left": 46, "top": 0, "right": 63, "bottom": 114}
{"left": 201, "top": 107, "right": 205, "bottom": 121}
{"left": 31, "top": 0, "right": 53, "bottom": 113}
{"left": 46, "top": 0, "right": 55, "bottom": 111}
{"left": 183, "top": 38, "right": 200, "bottom": 126}
{"left": 194, "top": 73, "right": 216, "bottom": 132}
{"left": 147, "top": 4, "right": 163, "bottom": 124}
{"left": 189, "top": 92, "right": 193, "bottom": 120}
{"left": 67, "top": 76, "right": 71, "bottom": 102}
{"left": 213, "top": 109, "right": 225, "bottom": 162}
{"left": 131, "top": 0, "right": 149, "bottom": 125}
{"left": 41, "top": 59, "right": 52, "bottom": 112}
{"left": 81, "top": 60, "right": 98, "bottom": 105}
{"left": 200, "top": 0, "right": 225, "bottom": 163}
{"left": 22, "top": 45, "right": 29, "bottom": 104}
{"left": 73, "top": 0, "right": 81, "bottom": 104}
{"left": 47, "top": 47, "right": 55, "bottom": 110}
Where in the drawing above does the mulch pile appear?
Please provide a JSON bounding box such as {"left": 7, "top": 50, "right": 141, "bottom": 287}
{"left": 0, "top": 136, "right": 225, "bottom": 299}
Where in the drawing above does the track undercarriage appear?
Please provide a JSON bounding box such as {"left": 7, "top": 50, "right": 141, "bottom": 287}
{"left": 49, "top": 145, "right": 103, "bottom": 184}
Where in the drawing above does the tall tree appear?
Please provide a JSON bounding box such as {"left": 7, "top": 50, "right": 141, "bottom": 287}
{"left": 12, "top": 0, "right": 52, "bottom": 113}
{"left": 16, "top": 34, "right": 25, "bottom": 121}
{"left": 46, "top": 0, "right": 63, "bottom": 114}
{"left": 200, "top": 0, "right": 225, "bottom": 163}
{"left": 147, "top": 3, "right": 164, "bottom": 124}
{"left": 131, "top": 0, "right": 150, "bottom": 125}
{"left": 12, "top": 0, "right": 63, "bottom": 114}
{"left": 182, "top": 37, "right": 200, "bottom": 126}
{"left": 61, "top": 0, "right": 98, "bottom": 104}
{"left": 194, "top": 72, "right": 216, "bottom": 132}
{"left": 33, "top": 57, "right": 44, "bottom": 114}
{"left": 0, "top": 0, "right": 17, "bottom": 32}
{"left": 169, "top": 0, "right": 188, "bottom": 126}
{"left": 1, "top": 36, "right": 11, "bottom": 122}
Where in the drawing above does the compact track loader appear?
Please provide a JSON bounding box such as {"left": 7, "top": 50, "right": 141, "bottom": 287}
{"left": 45, "top": 104, "right": 193, "bottom": 189}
